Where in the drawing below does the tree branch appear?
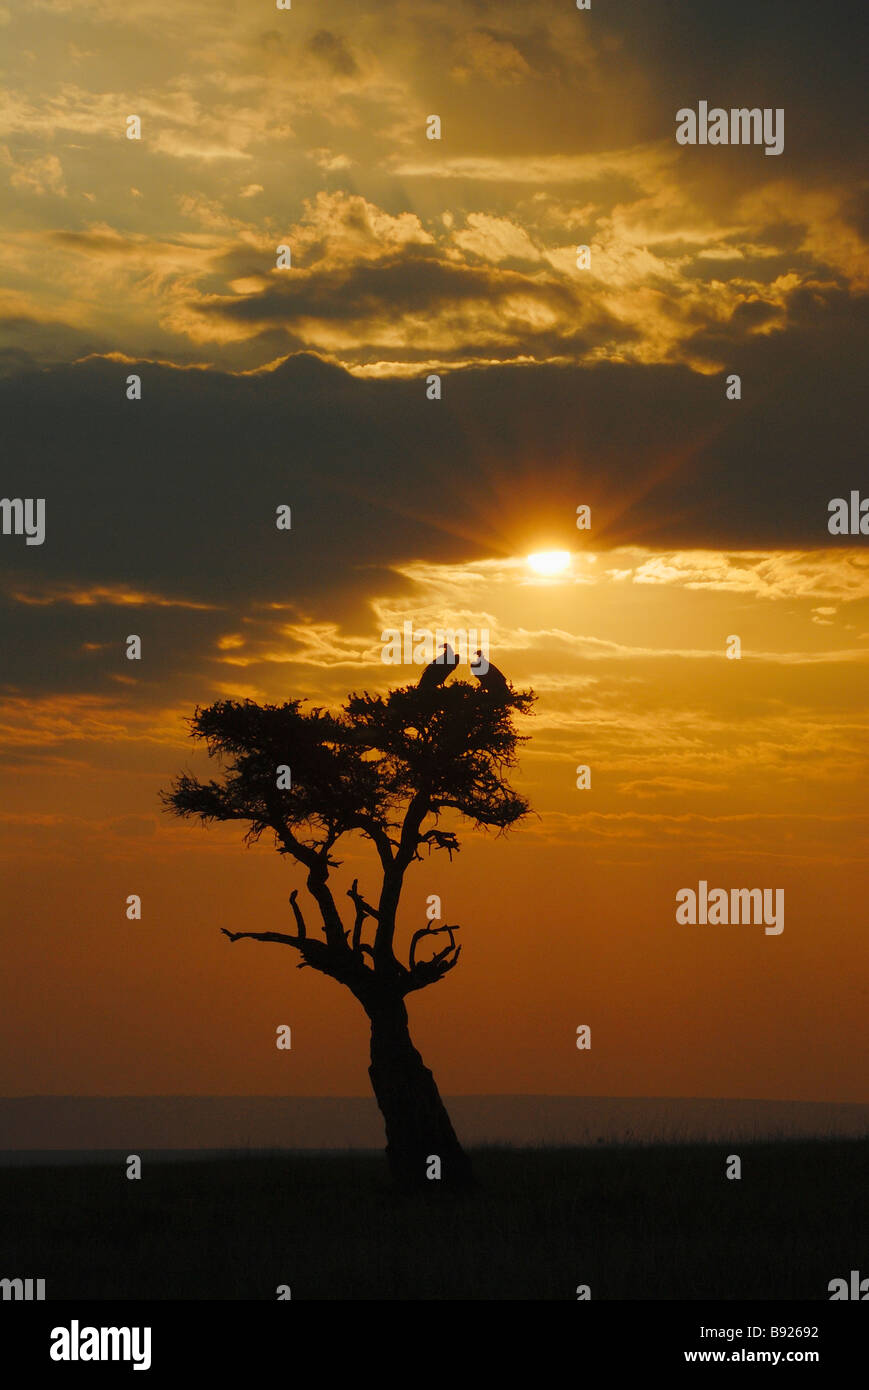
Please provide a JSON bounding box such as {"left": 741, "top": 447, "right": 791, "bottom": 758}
{"left": 395, "top": 789, "right": 431, "bottom": 872}
{"left": 347, "top": 877, "right": 380, "bottom": 957}
{"left": 405, "top": 920, "right": 462, "bottom": 992}
{"left": 408, "top": 921, "right": 460, "bottom": 971}
{"left": 266, "top": 803, "right": 321, "bottom": 871}
{"left": 347, "top": 815, "right": 396, "bottom": 870}
{"left": 373, "top": 790, "right": 431, "bottom": 967}
{"left": 303, "top": 869, "right": 352, "bottom": 957}
{"left": 221, "top": 928, "right": 302, "bottom": 947}
{"left": 220, "top": 926, "right": 358, "bottom": 985}
{"left": 288, "top": 888, "right": 306, "bottom": 939}
{"left": 417, "top": 828, "right": 461, "bottom": 861}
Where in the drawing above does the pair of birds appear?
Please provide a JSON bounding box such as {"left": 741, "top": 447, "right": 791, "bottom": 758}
{"left": 417, "top": 643, "right": 510, "bottom": 695}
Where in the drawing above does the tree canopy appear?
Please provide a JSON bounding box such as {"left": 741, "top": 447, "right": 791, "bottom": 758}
{"left": 163, "top": 679, "right": 534, "bottom": 1000}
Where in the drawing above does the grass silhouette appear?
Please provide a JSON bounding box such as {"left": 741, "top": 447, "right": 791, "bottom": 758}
{"left": 1, "top": 1138, "right": 864, "bottom": 1300}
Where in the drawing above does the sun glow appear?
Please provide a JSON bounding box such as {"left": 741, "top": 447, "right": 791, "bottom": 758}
{"left": 527, "top": 550, "right": 571, "bottom": 576}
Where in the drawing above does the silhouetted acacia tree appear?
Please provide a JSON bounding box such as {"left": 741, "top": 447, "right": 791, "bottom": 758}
{"left": 162, "top": 677, "right": 534, "bottom": 1191}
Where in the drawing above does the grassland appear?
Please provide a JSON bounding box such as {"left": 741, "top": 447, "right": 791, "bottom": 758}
{"left": 1, "top": 1138, "right": 865, "bottom": 1299}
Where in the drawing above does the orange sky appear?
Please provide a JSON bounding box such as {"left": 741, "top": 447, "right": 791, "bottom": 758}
{"left": 1, "top": 0, "right": 867, "bottom": 1103}
{"left": 1, "top": 549, "right": 866, "bottom": 1100}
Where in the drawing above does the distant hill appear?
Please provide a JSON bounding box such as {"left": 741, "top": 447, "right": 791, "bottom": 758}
{"left": 1, "top": 1094, "right": 867, "bottom": 1161}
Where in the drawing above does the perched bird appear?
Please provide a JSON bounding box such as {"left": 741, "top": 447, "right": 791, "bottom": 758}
{"left": 417, "top": 643, "right": 459, "bottom": 690}
{"left": 471, "top": 650, "right": 510, "bottom": 696}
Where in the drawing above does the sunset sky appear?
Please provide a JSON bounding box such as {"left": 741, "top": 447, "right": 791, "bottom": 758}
{"left": 1, "top": 0, "right": 866, "bottom": 1107}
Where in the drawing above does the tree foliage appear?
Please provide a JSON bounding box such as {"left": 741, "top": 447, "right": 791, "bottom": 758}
{"left": 162, "top": 678, "right": 534, "bottom": 1001}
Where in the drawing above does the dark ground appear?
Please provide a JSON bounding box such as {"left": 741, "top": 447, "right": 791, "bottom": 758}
{"left": 1, "top": 1139, "right": 865, "bottom": 1299}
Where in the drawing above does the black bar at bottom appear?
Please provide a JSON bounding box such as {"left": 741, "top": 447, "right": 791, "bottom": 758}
{"left": 1, "top": 1300, "right": 864, "bottom": 1374}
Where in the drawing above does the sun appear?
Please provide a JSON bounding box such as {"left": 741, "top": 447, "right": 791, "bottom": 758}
{"left": 527, "top": 549, "right": 571, "bottom": 576}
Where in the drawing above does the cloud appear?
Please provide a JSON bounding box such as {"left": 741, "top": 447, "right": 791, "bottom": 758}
{"left": 0, "top": 693, "right": 186, "bottom": 751}
{"left": 8, "top": 170, "right": 861, "bottom": 373}
{"left": 1, "top": 347, "right": 866, "bottom": 601}
{"left": 451, "top": 213, "right": 542, "bottom": 264}
{"left": 2, "top": 339, "right": 865, "bottom": 726}
{"left": 450, "top": 29, "right": 532, "bottom": 84}
{"left": 9, "top": 583, "right": 217, "bottom": 610}
{"left": 1, "top": 147, "right": 67, "bottom": 196}
{"left": 308, "top": 150, "right": 353, "bottom": 173}
{"left": 306, "top": 30, "right": 359, "bottom": 78}
{"left": 385, "top": 147, "right": 670, "bottom": 185}
{"left": 197, "top": 252, "right": 596, "bottom": 349}
{"left": 622, "top": 551, "right": 869, "bottom": 604}
{"left": 525, "top": 808, "right": 869, "bottom": 866}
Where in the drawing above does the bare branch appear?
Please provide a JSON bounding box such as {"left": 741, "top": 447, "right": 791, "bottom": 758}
{"left": 405, "top": 942, "right": 462, "bottom": 994}
{"left": 347, "top": 876, "right": 380, "bottom": 919}
{"left": 304, "top": 870, "right": 352, "bottom": 957}
{"left": 220, "top": 926, "right": 352, "bottom": 986}
{"left": 409, "top": 921, "right": 460, "bottom": 972}
{"left": 345, "top": 876, "right": 378, "bottom": 946}
{"left": 221, "top": 928, "right": 302, "bottom": 947}
{"left": 288, "top": 889, "right": 306, "bottom": 939}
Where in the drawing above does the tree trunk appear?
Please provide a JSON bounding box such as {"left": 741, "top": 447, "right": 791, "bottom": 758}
{"left": 367, "top": 994, "right": 475, "bottom": 1192}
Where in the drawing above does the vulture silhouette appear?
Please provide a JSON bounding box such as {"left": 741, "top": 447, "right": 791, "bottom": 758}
{"left": 417, "top": 643, "right": 459, "bottom": 690}
{"left": 470, "top": 650, "right": 510, "bottom": 696}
